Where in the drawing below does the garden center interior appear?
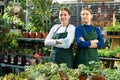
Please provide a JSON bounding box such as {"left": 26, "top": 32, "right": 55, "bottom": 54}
{"left": 0, "top": 0, "right": 120, "bottom": 80}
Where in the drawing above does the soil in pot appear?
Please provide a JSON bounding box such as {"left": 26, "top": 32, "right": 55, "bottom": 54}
{"left": 91, "top": 74, "right": 104, "bottom": 80}
{"left": 78, "top": 75, "right": 87, "bottom": 80}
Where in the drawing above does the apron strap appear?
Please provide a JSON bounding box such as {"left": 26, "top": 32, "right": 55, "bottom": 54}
{"left": 55, "top": 24, "right": 69, "bottom": 33}
{"left": 82, "top": 24, "right": 96, "bottom": 35}
{"left": 65, "top": 24, "right": 69, "bottom": 32}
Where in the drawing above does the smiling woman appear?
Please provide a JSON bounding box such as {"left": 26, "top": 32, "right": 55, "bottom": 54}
{"left": 44, "top": 8, "right": 75, "bottom": 68}
{"left": 74, "top": 7, "right": 104, "bottom": 68}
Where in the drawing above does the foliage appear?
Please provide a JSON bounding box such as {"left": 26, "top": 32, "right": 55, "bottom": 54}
{"left": 103, "top": 22, "right": 120, "bottom": 32}
{"left": 0, "top": 13, "right": 4, "bottom": 24}
{"left": 114, "top": 45, "right": 120, "bottom": 53}
{"left": 88, "top": 61, "right": 104, "bottom": 76}
{"left": 98, "top": 49, "right": 117, "bottom": 57}
{"left": 0, "top": 72, "right": 30, "bottom": 80}
{"left": 3, "top": 31, "right": 22, "bottom": 54}
{"left": 103, "top": 68, "right": 120, "bottom": 80}
{"left": 25, "top": 62, "right": 59, "bottom": 80}
{"left": 2, "top": 1, "right": 24, "bottom": 29}
{"left": 42, "top": 46, "right": 51, "bottom": 54}
{"left": 1, "top": 62, "right": 120, "bottom": 79}
{"left": 28, "top": 0, "right": 53, "bottom": 32}
{"left": 25, "top": 22, "right": 37, "bottom": 32}
{"left": 22, "top": 48, "right": 35, "bottom": 58}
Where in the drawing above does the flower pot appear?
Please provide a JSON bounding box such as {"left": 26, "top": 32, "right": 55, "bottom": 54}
{"left": 116, "top": 53, "right": 120, "bottom": 58}
{"left": 43, "top": 32, "right": 48, "bottom": 39}
{"left": 78, "top": 75, "right": 87, "bottom": 80}
{"left": 23, "top": 31, "right": 29, "bottom": 38}
{"left": 29, "top": 32, "right": 36, "bottom": 38}
{"left": 36, "top": 32, "right": 43, "bottom": 38}
{"left": 59, "top": 71, "right": 69, "bottom": 80}
{"left": 34, "top": 52, "right": 40, "bottom": 59}
{"left": 91, "top": 74, "right": 104, "bottom": 80}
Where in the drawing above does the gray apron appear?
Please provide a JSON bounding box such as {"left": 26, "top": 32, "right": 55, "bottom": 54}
{"left": 49, "top": 25, "right": 73, "bottom": 68}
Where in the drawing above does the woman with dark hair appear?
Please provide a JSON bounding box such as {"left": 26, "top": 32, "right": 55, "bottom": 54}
{"left": 44, "top": 8, "right": 75, "bottom": 68}
{"left": 74, "top": 8, "right": 104, "bottom": 68}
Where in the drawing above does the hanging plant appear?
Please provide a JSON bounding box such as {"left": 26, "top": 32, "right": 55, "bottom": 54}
{"left": 9, "top": 0, "right": 24, "bottom": 19}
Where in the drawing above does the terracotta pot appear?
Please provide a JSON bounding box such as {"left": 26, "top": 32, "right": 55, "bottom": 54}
{"left": 116, "top": 53, "right": 120, "bottom": 58}
{"left": 43, "top": 32, "right": 48, "bottom": 39}
{"left": 23, "top": 31, "right": 29, "bottom": 38}
{"left": 34, "top": 52, "right": 40, "bottom": 59}
{"left": 91, "top": 74, "right": 104, "bottom": 80}
{"left": 78, "top": 75, "right": 87, "bottom": 80}
{"left": 36, "top": 32, "right": 43, "bottom": 38}
{"left": 59, "top": 71, "right": 69, "bottom": 80}
{"left": 29, "top": 32, "right": 36, "bottom": 38}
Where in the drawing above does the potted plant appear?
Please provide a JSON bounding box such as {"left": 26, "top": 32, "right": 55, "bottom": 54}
{"left": 103, "top": 68, "right": 120, "bottom": 80}
{"left": 3, "top": 1, "right": 24, "bottom": 30}
{"left": 29, "top": 0, "right": 53, "bottom": 38}
{"left": 77, "top": 64, "right": 89, "bottom": 80}
{"left": 24, "top": 23, "right": 37, "bottom": 38}
{"left": 88, "top": 61, "right": 104, "bottom": 80}
{"left": 114, "top": 45, "right": 120, "bottom": 58}
{"left": 103, "top": 27, "right": 115, "bottom": 35}
{"left": 3, "top": 31, "right": 22, "bottom": 64}
{"left": 42, "top": 46, "right": 51, "bottom": 56}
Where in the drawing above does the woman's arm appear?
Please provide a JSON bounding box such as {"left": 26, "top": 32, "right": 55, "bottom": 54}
{"left": 54, "top": 25, "right": 75, "bottom": 49}
{"left": 44, "top": 25, "right": 59, "bottom": 46}
{"left": 95, "top": 27, "right": 104, "bottom": 48}
{"left": 75, "top": 26, "right": 91, "bottom": 48}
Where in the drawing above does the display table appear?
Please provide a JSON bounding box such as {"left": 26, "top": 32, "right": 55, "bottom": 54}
{"left": 104, "top": 35, "right": 120, "bottom": 50}
{"left": 0, "top": 63, "right": 24, "bottom": 76}
{"left": 99, "top": 57, "right": 120, "bottom": 68}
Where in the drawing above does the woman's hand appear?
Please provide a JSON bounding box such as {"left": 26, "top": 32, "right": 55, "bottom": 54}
{"left": 56, "top": 39, "right": 62, "bottom": 44}
{"left": 91, "top": 39, "right": 98, "bottom": 44}
{"left": 89, "top": 39, "right": 98, "bottom": 48}
{"left": 79, "top": 37, "right": 85, "bottom": 41}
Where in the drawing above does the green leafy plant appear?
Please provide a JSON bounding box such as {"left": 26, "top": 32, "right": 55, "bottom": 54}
{"left": 114, "top": 45, "right": 120, "bottom": 53}
{"left": 3, "top": 31, "right": 22, "bottom": 54}
{"left": 29, "top": 0, "right": 53, "bottom": 32}
{"left": 2, "top": 1, "right": 24, "bottom": 29}
{"left": 25, "top": 22, "right": 37, "bottom": 32}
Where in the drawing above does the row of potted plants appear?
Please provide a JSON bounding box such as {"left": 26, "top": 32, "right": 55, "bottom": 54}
{"left": 103, "top": 22, "right": 120, "bottom": 35}
{"left": 1, "top": 46, "right": 51, "bottom": 65}
{"left": 23, "top": 31, "right": 48, "bottom": 39}
{"left": 1, "top": 61, "right": 120, "bottom": 80}
{"left": 98, "top": 45, "right": 120, "bottom": 58}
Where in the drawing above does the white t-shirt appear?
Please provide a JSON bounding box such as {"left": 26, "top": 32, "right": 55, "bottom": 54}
{"left": 44, "top": 24, "right": 75, "bottom": 49}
